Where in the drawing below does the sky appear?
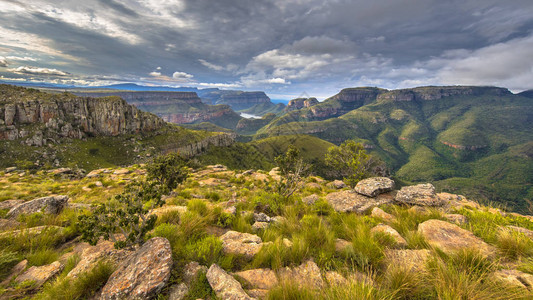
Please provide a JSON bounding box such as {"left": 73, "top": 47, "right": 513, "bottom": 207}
{"left": 0, "top": 0, "right": 532, "bottom": 100}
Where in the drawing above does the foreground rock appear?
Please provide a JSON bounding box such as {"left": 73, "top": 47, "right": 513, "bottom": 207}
{"left": 100, "top": 237, "right": 173, "bottom": 300}
{"left": 384, "top": 249, "right": 431, "bottom": 272}
{"left": 278, "top": 260, "right": 324, "bottom": 289}
{"left": 326, "top": 190, "right": 392, "bottom": 213}
{"left": 206, "top": 264, "right": 254, "bottom": 300}
{"left": 67, "top": 240, "right": 129, "bottom": 278}
{"left": 0, "top": 225, "right": 64, "bottom": 238}
{"left": 371, "top": 224, "right": 407, "bottom": 248}
{"left": 418, "top": 219, "right": 494, "bottom": 256}
{"left": 371, "top": 207, "right": 396, "bottom": 222}
{"left": 6, "top": 195, "right": 69, "bottom": 218}
{"left": 506, "top": 225, "right": 533, "bottom": 240}
{"left": 15, "top": 261, "right": 62, "bottom": 287}
{"left": 354, "top": 177, "right": 395, "bottom": 197}
{"left": 395, "top": 184, "right": 444, "bottom": 207}
{"left": 328, "top": 180, "right": 347, "bottom": 189}
{"left": 0, "top": 199, "right": 24, "bottom": 210}
{"left": 494, "top": 269, "right": 533, "bottom": 290}
{"left": 220, "top": 231, "right": 263, "bottom": 258}
{"left": 234, "top": 268, "right": 278, "bottom": 290}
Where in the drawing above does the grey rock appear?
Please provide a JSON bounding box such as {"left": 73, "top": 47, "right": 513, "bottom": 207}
{"left": 325, "top": 190, "right": 393, "bottom": 213}
{"left": 206, "top": 264, "right": 254, "bottom": 300}
{"left": 395, "top": 184, "right": 444, "bottom": 207}
{"left": 7, "top": 195, "right": 69, "bottom": 218}
{"left": 354, "top": 177, "right": 395, "bottom": 197}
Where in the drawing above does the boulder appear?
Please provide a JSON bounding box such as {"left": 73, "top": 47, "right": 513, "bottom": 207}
{"left": 168, "top": 283, "right": 188, "bottom": 300}
{"left": 113, "top": 168, "right": 131, "bottom": 175}
{"left": 371, "top": 224, "right": 407, "bottom": 248}
{"left": 1, "top": 259, "right": 27, "bottom": 286}
{"left": 335, "top": 238, "right": 352, "bottom": 252}
{"left": 354, "top": 177, "right": 395, "bottom": 197}
{"left": 278, "top": 260, "right": 324, "bottom": 289}
{"left": 0, "top": 218, "right": 21, "bottom": 231}
{"left": 328, "top": 180, "right": 347, "bottom": 189}
{"left": 302, "top": 194, "right": 320, "bottom": 205}
{"left": 325, "top": 190, "right": 392, "bottom": 213}
{"left": 182, "top": 261, "right": 208, "bottom": 284}
{"left": 493, "top": 269, "right": 533, "bottom": 290}
{"left": 384, "top": 249, "right": 431, "bottom": 272}
{"left": 206, "top": 264, "right": 254, "bottom": 300}
{"left": 437, "top": 193, "right": 480, "bottom": 210}
{"left": 67, "top": 240, "right": 129, "bottom": 278}
{"left": 418, "top": 219, "right": 494, "bottom": 256}
{"left": 7, "top": 195, "right": 69, "bottom": 218}
{"left": 371, "top": 207, "right": 396, "bottom": 222}
{"left": 234, "top": 268, "right": 278, "bottom": 290}
{"left": 15, "top": 261, "right": 62, "bottom": 287}
{"left": 100, "top": 237, "right": 173, "bottom": 300}
{"left": 395, "top": 184, "right": 444, "bottom": 207}
{"left": 0, "top": 199, "right": 24, "bottom": 210}
{"left": 445, "top": 214, "right": 468, "bottom": 225}
{"left": 220, "top": 231, "right": 263, "bottom": 259}
{"left": 253, "top": 212, "right": 271, "bottom": 223}
{"left": 252, "top": 222, "right": 269, "bottom": 231}
{"left": 506, "top": 225, "right": 533, "bottom": 240}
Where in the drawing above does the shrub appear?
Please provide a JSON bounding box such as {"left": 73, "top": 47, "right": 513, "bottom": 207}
{"left": 146, "top": 152, "right": 189, "bottom": 191}
{"left": 274, "top": 145, "right": 310, "bottom": 200}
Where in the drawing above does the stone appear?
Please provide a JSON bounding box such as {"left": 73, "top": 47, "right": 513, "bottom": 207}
{"left": 0, "top": 225, "right": 64, "bottom": 238}
{"left": 371, "top": 207, "right": 396, "bottom": 222}
{"left": 113, "top": 168, "right": 131, "bottom": 175}
{"left": 246, "top": 289, "right": 268, "bottom": 299}
{"left": 282, "top": 238, "right": 293, "bottom": 248}
{"left": 325, "top": 190, "right": 392, "bottom": 213}
{"left": 325, "top": 271, "right": 347, "bottom": 286}
{"left": 252, "top": 222, "right": 269, "bottom": 231}
{"left": 100, "top": 237, "right": 173, "bottom": 300}
{"left": 206, "top": 264, "right": 254, "bottom": 300}
{"left": 437, "top": 193, "right": 480, "bottom": 210}
{"left": 15, "top": 261, "right": 62, "bottom": 287}
{"left": 408, "top": 205, "right": 430, "bottom": 215}
{"left": 271, "top": 216, "right": 286, "bottom": 224}
{"left": 224, "top": 206, "right": 237, "bottom": 215}
{"left": 445, "top": 214, "right": 468, "bottom": 225}
{"left": 67, "top": 240, "right": 129, "bottom": 278}
{"left": 0, "top": 218, "right": 21, "bottom": 231}
{"left": 395, "top": 184, "right": 444, "bottom": 207}
{"left": 220, "top": 231, "right": 263, "bottom": 258}
{"left": 183, "top": 261, "right": 208, "bottom": 284}
{"left": 493, "top": 269, "right": 533, "bottom": 290}
{"left": 253, "top": 212, "right": 271, "bottom": 222}
{"left": 371, "top": 224, "right": 407, "bottom": 248}
{"left": 1, "top": 259, "right": 27, "bottom": 286}
{"left": 86, "top": 169, "right": 105, "bottom": 178}
{"left": 5, "top": 167, "right": 17, "bottom": 173}
{"left": 418, "top": 219, "right": 494, "bottom": 256}
{"left": 384, "top": 249, "right": 431, "bottom": 272}
{"left": 506, "top": 225, "right": 533, "bottom": 240}
{"left": 306, "top": 182, "right": 321, "bottom": 190}
{"left": 335, "top": 238, "right": 352, "bottom": 252}
{"left": 302, "top": 194, "right": 320, "bottom": 205}
{"left": 354, "top": 177, "right": 395, "bottom": 197}
{"left": 328, "top": 180, "right": 347, "bottom": 189}
{"left": 0, "top": 199, "right": 24, "bottom": 210}
{"left": 168, "top": 283, "right": 188, "bottom": 300}
{"left": 234, "top": 268, "right": 278, "bottom": 290}
{"left": 278, "top": 260, "right": 324, "bottom": 289}
{"left": 95, "top": 181, "right": 103, "bottom": 187}
{"left": 7, "top": 195, "right": 69, "bottom": 218}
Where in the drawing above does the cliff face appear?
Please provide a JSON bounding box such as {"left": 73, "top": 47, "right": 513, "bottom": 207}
{"left": 157, "top": 105, "right": 237, "bottom": 124}
{"left": 309, "top": 87, "right": 386, "bottom": 118}
{"left": 74, "top": 91, "right": 203, "bottom": 105}
{"left": 377, "top": 86, "right": 511, "bottom": 102}
{"left": 0, "top": 85, "right": 164, "bottom": 145}
{"left": 160, "top": 133, "right": 236, "bottom": 157}
{"left": 215, "top": 91, "right": 271, "bottom": 110}
{"left": 285, "top": 98, "right": 319, "bottom": 111}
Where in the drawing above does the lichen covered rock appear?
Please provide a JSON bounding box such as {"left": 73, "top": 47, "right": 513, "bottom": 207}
{"left": 354, "top": 177, "right": 395, "bottom": 197}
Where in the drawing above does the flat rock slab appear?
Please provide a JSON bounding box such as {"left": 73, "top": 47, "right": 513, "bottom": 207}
{"left": 234, "top": 268, "right": 278, "bottom": 290}
{"left": 395, "top": 184, "right": 444, "bottom": 207}
{"left": 278, "top": 260, "right": 324, "bottom": 289}
{"left": 7, "top": 195, "right": 69, "bottom": 218}
{"left": 371, "top": 207, "right": 396, "bottom": 222}
{"left": 384, "top": 249, "right": 431, "bottom": 272}
{"left": 100, "top": 237, "right": 173, "bottom": 300}
{"left": 506, "top": 225, "right": 533, "bottom": 240}
{"left": 15, "top": 261, "right": 62, "bottom": 287}
{"left": 494, "top": 269, "right": 533, "bottom": 290}
{"left": 67, "top": 240, "right": 129, "bottom": 278}
{"left": 220, "top": 231, "right": 263, "bottom": 259}
{"left": 206, "top": 264, "right": 254, "bottom": 300}
{"left": 418, "top": 219, "right": 494, "bottom": 256}
{"left": 355, "top": 177, "right": 395, "bottom": 197}
{"left": 326, "top": 190, "right": 392, "bottom": 213}
{"left": 0, "top": 199, "right": 24, "bottom": 210}
{"left": 371, "top": 224, "right": 407, "bottom": 248}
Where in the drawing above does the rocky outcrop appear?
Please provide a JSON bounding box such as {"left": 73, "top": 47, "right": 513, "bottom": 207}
{"left": 216, "top": 91, "right": 271, "bottom": 111}
{"left": 377, "top": 86, "right": 510, "bottom": 102}
{"left": 278, "top": 260, "right": 324, "bottom": 289}
{"left": 371, "top": 224, "right": 407, "bottom": 248}
{"left": 100, "top": 237, "right": 173, "bottom": 300}
{"left": 0, "top": 85, "right": 164, "bottom": 144}
{"left": 157, "top": 104, "right": 239, "bottom": 125}
{"left": 220, "top": 231, "right": 264, "bottom": 258}
{"left": 206, "top": 264, "right": 254, "bottom": 300}
{"left": 418, "top": 219, "right": 494, "bottom": 256}
{"left": 234, "top": 268, "right": 279, "bottom": 290}
{"left": 285, "top": 98, "right": 319, "bottom": 111}
{"left": 162, "top": 133, "right": 235, "bottom": 157}
{"left": 67, "top": 240, "right": 129, "bottom": 279}
{"left": 395, "top": 184, "right": 444, "bottom": 207}
{"left": 354, "top": 177, "right": 395, "bottom": 197}
{"left": 325, "top": 190, "right": 393, "bottom": 213}
{"left": 15, "top": 261, "right": 62, "bottom": 287}
{"left": 6, "top": 195, "right": 69, "bottom": 218}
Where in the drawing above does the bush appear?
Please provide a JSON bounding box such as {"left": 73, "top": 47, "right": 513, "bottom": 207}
{"left": 274, "top": 145, "right": 310, "bottom": 200}
{"left": 146, "top": 152, "right": 189, "bottom": 191}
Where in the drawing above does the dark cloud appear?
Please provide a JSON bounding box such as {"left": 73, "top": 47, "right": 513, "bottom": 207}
{"left": 0, "top": 0, "right": 532, "bottom": 97}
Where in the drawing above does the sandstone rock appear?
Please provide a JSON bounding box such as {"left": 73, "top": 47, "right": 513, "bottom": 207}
{"left": 271, "top": 216, "right": 286, "bottom": 224}
{"left": 325, "top": 271, "right": 347, "bottom": 286}
{"left": 86, "top": 169, "right": 104, "bottom": 178}
{"left": 328, "top": 180, "right": 347, "bottom": 189}
{"left": 95, "top": 181, "right": 103, "bottom": 187}
{"left": 67, "top": 240, "right": 129, "bottom": 278}
{"left": 182, "top": 261, "right": 208, "bottom": 284}
{"left": 302, "top": 194, "right": 319, "bottom": 205}
{"left": 206, "top": 264, "right": 254, "bottom": 300}
{"left": 335, "top": 238, "right": 352, "bottom": 252}
{"left": 0, "top": 199, "right": 24, "bottom": 210}
{"left": 7, "top": 195, "right": 69, "bottom": 218}
{"left": 325, "top": 190, "right": 392, "bottom": 213}
{"left": 371, "top": 207, "right": 396, "bottom": 222}
{"left": 445, "top": 214, "right": 468, "bottom": 225}
{"left": 220, "top": 231, "right": 263, "bottom": 258}
{"left": 100, "top": 237, "right": 173, "bottom": 300}
{"left": 0, "top": 218, "right": 21, "bottom": 231}
{"left": 418, "top": 219, "right": 494, "bottom": 256}
{"left": 252, "top": 222, "right": 269, "bottom": 231}
{"left": 224, "top": 206, "right": 237, "bottom": 215}
{"left": 384, "top": 249, "right": 431, "bottom": 272}
{"left": 354, "top": 177, "right": 395, "bottom": 197}
{"left": 253, "top": 212, "right": 271, "bottom": 223}
{"left": 493, "top": 269, "right": 533, "bottom": 290}
{"left": 506, "top": 225, "right": 533, "bottom": 240}
{"left": 408, "top": 205, "right": 430, "bottom": 215}
{"left": 371, "top": 224, "right": 407, "bottom": 248}
{"left": 235, "top": 268, "right": 278, "bottom": 290}
{"left": 113, "top": 168, "right": 131, "bottom": 175}
{"left": 15, "top": 261, "right": 62, "bottom": 287}
{"left": 395, "top": 184, "right": 444, "bottom": 207}
{"left": 246, "top": 289, "right": 268, "bottom": 299}
{"left": 168, "top": 283, "right": 188, "bottom": 300}
{"left": 1, "top": 259, "right": 27, "bottom": 286}
{"left": 5, "top": 167, "right": 17, "bottom": 173}
{"left": 306, "top": 182, "right": 321, "bottom": 190}
{"left": 278, "top": 260, "right": 324, "bottom": 289}
{"left": 437, "top": 193, "right": 480, "bottom": 210}
{"left": 282, "top": 238, "right": 293, "bottom": 248}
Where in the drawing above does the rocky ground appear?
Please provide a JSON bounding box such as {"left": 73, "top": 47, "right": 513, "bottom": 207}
{"left": 0, "top": 165, "right": 533, "bottom": 299}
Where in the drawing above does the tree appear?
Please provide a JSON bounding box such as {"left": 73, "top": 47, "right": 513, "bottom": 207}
{"left": 325, "top": 140, "right": 387, "bottom": 188}
{"left": 78, "top": 153, "right": 189, "bottom": 249}
{"left": 274, "top": 145, "right": 310, "bottom": 199}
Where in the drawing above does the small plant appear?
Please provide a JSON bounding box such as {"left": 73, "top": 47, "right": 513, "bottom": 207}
{"left": 146, "top": 152, "right": 189, "bottom": 191}
{"left": 274, "top": 145, "right": 310, "bottom": 200}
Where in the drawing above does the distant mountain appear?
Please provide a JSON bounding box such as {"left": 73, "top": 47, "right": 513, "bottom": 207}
{"left": 96, "top": 83, "right": 207, "bottom": 92}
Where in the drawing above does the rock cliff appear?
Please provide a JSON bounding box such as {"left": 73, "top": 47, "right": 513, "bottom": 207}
{"left": 201, "top": 91, "right": 271, "bottom": 111}
{"left": 0, "top": 85, "right": 164, "bottom": 146}
{"left": 285, "top": 98, "right": 319, "bottom": 111}
{"left": 73, "top": 91, "right": 203, "bottom": 105}
{"left": 377, "top": 86, "right": 510, "bottom": 102}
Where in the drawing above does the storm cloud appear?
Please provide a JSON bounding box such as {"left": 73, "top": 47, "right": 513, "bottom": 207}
{"left": 0, "top": 0, "right": 532, "bottom": 98}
